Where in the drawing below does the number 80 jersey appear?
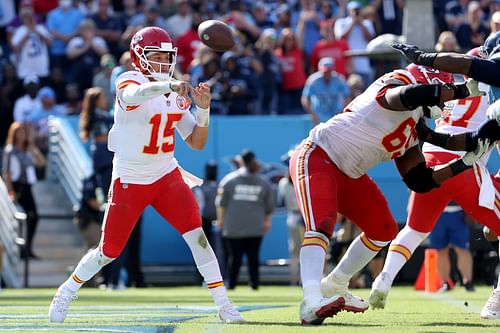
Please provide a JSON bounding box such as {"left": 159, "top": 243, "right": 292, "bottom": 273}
{"left": 108, "top": 71, "right": 197, "bottom": 185}
{"left": 309, "top": 69, "right": 423, "bottom": 179}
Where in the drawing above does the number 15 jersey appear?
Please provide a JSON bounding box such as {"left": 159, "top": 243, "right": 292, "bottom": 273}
{"left": 108, "top": 71, "right": 197, "bottom": 185}
{"left": 309, "top": 70, "right": 423, "bottom": 179}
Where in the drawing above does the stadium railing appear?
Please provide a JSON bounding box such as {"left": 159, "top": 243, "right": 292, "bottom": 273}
{"left": 47, "top": 116, "right": 93, "bottom": 209}
{"left": 0, "top": 177, "right": 25, "bottom": 288}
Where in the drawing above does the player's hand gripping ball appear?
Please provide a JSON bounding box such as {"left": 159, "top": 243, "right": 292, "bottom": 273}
{"left": 197, "top": 20, "right": 235, "bottom": 52}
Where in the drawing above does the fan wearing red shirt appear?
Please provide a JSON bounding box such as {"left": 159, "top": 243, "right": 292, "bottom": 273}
{"left": 176, "top": 12, "right": 203, "bottom": 74}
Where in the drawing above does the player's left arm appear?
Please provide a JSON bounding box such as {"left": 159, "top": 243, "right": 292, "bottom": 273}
{"left": 395, "top": 140, "right": 494, "bottom": 193}
{"left": 416, "top": 117, "right": 500, "bottom": 151}
{"left": 184, "top": 83, "right": 211, "bottom": 151}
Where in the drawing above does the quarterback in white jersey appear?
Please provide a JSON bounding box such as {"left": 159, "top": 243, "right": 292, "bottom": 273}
{"left": 290, "top": 63, "right": 496, "bottom": 325}
{"left": 371, "top": 59, "right": 500, "bottom": 315}
{"left": 49, "top": 27, "right": 243, "bottom": 324}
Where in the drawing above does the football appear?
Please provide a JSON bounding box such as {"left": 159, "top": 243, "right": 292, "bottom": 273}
{"left": 197, "top": 20, "right": 235, "bottom": 52}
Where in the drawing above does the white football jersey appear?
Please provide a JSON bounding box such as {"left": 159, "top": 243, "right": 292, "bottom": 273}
{"left": 108, "top": 71, "right": 196, "bottom": 184}
{"left": 309, "top": 70, "right": 423, "bottom": 178}
{"left": 423, "top": 82, "right": 490, "bottom": 155}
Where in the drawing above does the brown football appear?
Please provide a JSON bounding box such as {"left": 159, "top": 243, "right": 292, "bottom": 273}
{"left": 197, "top": 20, "right": 235, "bottom": 52}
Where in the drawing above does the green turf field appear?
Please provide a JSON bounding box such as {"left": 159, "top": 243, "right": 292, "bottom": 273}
{"left": 1, "top": 285, "right": 500, "bottom": 332}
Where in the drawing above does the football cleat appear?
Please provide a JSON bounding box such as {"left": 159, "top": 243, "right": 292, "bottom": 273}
{"left": 300, "top": 295, "right": 345, "bottom": 325}
{"left": 321, "top": 277, "right": 369, "bottom": 313}
{"left": 369, "top": 272, "right": 393, "bottom": 310}
{"left": 481, "top": 289, "right": 500, "bottom": 319}
{"left": 218, "top": 302, "right": 244, "bottom": 323}
{"left": 49, "top": 286, "right": 77, "bottom": 323}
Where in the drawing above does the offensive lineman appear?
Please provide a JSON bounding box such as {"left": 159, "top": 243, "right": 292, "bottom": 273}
{"left": 291, "top": 63, "right": 497, "bottom": 325}
{"left": 370, "top": 51, "right": 499, "bottom": 314}
{"left": 49, "top": 27, "right": 243, "bottom": 323}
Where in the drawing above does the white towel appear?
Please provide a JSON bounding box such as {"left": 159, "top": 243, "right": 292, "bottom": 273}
{"left": 178, "top": 166, "right": 203, "bottom": 189}
{"left": 475, "top": 161, "right": 495, "bottom": 210}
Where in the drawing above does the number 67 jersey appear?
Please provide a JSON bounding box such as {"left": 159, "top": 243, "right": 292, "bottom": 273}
{"left": 309, "top": 70, "right": 423, "bottom": 179}
{"left": 108, "top": 71, "right": 197, "bottom": 185}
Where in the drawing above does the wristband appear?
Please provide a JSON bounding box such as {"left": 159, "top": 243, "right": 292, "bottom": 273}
{"left": 417, "top": 53, "right": 438, "bottom": 67}
{"left": 450, "top": 83, "right": 469, "bottom": 100}
{"left": 195, "top": 106, "right": 210, "bottom": 127}
{"left": 449, "top": 159, "right": 471, "bottom": 176}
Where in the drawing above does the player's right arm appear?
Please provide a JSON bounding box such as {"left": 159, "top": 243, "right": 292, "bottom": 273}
{"left": 118, "top": 75, "right": 192, "bottom": 106}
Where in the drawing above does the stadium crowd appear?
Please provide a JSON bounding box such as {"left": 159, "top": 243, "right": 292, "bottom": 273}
{"left": 1, "top": 0, "right": 499, "bottom": 150}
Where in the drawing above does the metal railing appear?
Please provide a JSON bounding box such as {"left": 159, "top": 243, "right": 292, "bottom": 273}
{"left": 47, "top": 116, "right": 92, "bottom": 209}
{"left": 0, "top": 177, "right": 25, "bottom": 288}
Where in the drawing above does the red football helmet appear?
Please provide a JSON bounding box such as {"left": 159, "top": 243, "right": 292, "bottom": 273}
{"left": 405, "top": 63, "right": 454, "bottom": 85}
{"left": 130, "top": 27, "right": 177, "bottom": 81}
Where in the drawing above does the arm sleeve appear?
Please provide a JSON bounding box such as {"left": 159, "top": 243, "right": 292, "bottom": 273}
{"left": 467, "top": 57, "right": 500, "bottom": 87}
{"left": 118, "top": 80, "right": 174, "bottom": 105}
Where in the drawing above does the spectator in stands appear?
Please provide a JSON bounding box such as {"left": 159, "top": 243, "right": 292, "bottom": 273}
{"left": 176, "top": 11, "right": 203, "bottom": 75}
{"left": 79, "top": 87, "right": 113, "bottom": 195}
{"left": 28, "top": 86, "right": 65, "bottom": 156}
{"left": 46, "top": 67, "right": 66, "bottom": 104}
{"left": 428, "top": 203, "right": 475, "bottom": 292}
{"left": 219, "top": 51, "right": 258, "bottom": 115}
{"left": 222, "top": 0, "right": 261, "bottom": 43}
{"left": 371, "top": 0, "right": 404, "bottom": 35}
{"left": 11, "top": 5, "right": 52, "bottom": 82}
{"left": 455, "top": 1, "right": 489, "bottom": 51}
{"left": 435, "top": 31, "right": 461, "bottom": 53}
{"left": 310, "top": 19, "right": 351, "bottom": 78}
{"left": 61, "top": 83, "right": 81, "bottom": 115}
{"left": 274, "top": 4, "right": 293, "bottom": 36}
{"left": 345, "top": 73, "right": 364, "bottom": 104}
{"left": 251, "top": 2, "right": 274, "bottom": 30}
{"left": 491, "top": 11, "right": 500, "bottom": 34}
{"left": 445, "top": 0, "right": 471, "bottom": 32}
{"left": 66, "top": 19, "right": 108, "bottom": 94}
{"left": 275, "top": 28, "right": 307, "bottom": 115}
{"left": 127, "top": 4, "right": 169, "bottom": 34}
{"left": 91, "top": 0, "right": 124, "bottom": 59}
{"left": 195, "top": 54, "right": 226, "bottom": 115}
{"left": 0, "top": 0, "right": 16, "bottom": 58}
{"left": 46, "top": 0, "right": 85, "bottom": 70}
{"left": 216, "top": 149, "right": 274, "bottom": 290}
{"left": 296, "top": 0, "right": 322, "bottom": 64}
{"left": 13, "top": 75, "right": 42, "bottom": 124}
{"left": 165, "top": 0, "right": 192, "bottom": 39}
{"left": 254, "top": 28, "right": 281, "bottom": 115}
{"left": 92, "top": 53, "right": 116, "bottom": 108}
{"left": 2, "top": 122, "right": 45, "bottom": 259}
{"left": 301, "top": 57, "right": 350, "bottom": 124}
{"left": 334, "top": 1, "right": 375, "bottom": 88}
{"left": 278, "top": 166, "right": 304, "bottom": 286}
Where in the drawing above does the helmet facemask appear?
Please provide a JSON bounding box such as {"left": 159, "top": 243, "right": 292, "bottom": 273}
{"left": 133, "top": 44, "right": 177, "bottom": 81}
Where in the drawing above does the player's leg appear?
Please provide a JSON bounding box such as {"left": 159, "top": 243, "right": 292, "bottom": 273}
{"left": 152, "top": 169, "right": 243, "bottom": 323}
{"left": 49, "top": 179, "right": 149, "bottom": 322}
{"left": 369, "top": 187, "right": 449, "bottom": 309}
{"left": 289, "top": 141, "right": 346, "bottom": 324}
{"left": 322, "top": 175, "right": 397, "bottom": 312}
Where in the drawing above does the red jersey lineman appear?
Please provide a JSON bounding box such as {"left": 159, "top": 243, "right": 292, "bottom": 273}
{"left": 291, "top": 63, "right": 496, "bottom": 325}
{"left": 49, "top": 27, "right": 243, "bottom": 324}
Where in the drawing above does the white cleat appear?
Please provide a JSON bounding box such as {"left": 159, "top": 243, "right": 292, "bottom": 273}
{"left": 369, "top": 272, "right": 393, "bottom": 310}
{"left": 320, "top": 277, "right": 369, "bottom": 313}
{"left": 481, "top": 289, "right": 500, "bottom": 319}
{"left": 300, "top": 295, "right": 345, "bottom": 325}
{"left": 49, "top": 287, "right": 77, "bottom": 323}
{"left": 218, "top": 303, "right": 244, "bottom": 323}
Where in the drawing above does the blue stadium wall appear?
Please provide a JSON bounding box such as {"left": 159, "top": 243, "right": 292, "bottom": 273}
{"left": 67, "top": 115, "right": 500, "bottom": 265}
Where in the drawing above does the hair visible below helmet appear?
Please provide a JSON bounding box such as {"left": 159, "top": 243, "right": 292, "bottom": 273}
{"left": 479, "top": 31, "right": 500, "bottom": 59}
{"left": 130, "top": 27, "right": 177, "bottom": 81}
{"left": 405, "top": 63, "right": 454, "bottom": 85}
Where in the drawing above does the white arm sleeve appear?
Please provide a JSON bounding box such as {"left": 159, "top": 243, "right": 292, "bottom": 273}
{"left": 120, "top": 80, "right": 174, "bottom": 105}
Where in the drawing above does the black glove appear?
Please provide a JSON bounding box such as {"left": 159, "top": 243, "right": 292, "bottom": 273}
{"left": 392, "top": 43, "right": 423, "bottom": 63}
{"left": 392, "top": 43, "right": 437, "bottom": 67}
